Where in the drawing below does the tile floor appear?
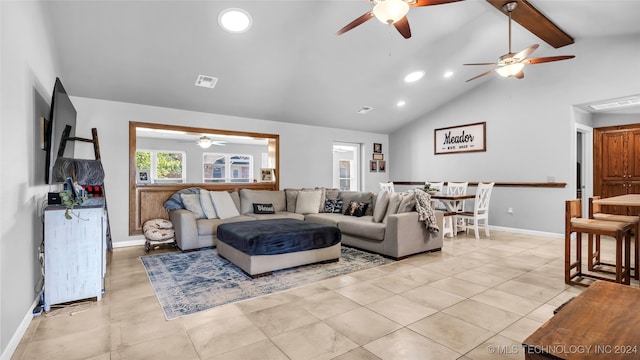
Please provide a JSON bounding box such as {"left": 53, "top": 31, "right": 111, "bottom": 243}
{"left": 12, "top": 231, "right": 639, "bottom": 360}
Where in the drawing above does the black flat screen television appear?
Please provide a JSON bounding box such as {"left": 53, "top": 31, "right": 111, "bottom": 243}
{"left": 45, "top": 77, "right": 77, "bottom": 184}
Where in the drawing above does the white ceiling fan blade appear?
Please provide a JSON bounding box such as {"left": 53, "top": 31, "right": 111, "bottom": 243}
{"left": 514, "top": 44, "right": 539, "bottom": 61}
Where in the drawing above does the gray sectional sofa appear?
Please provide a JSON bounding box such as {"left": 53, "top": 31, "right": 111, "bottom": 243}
{"left": 167, "top": 188, "right": 443, "bottom": 259}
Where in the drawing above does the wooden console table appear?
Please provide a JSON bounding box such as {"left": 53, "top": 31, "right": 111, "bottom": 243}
{"left": 523, "top": 280, "right": 640, "bottom": 359}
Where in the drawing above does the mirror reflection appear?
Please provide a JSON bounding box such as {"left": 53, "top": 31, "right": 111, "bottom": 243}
{"left": 132, "top": 122, "right": 277, "bottom": 185}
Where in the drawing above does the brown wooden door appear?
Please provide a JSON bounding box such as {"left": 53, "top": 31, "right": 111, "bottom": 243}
{"left": 595, "top": 124, "right": 640, "bottom": 215}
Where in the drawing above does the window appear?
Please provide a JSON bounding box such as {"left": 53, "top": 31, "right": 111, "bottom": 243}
{"left": 333, "top": 143, "right": 360, "bottom": 191}
{"left": 203, "top": 153, "right": 253, "bottom": 183}
{"left": 135, "top": 150, "right": 186, "bottom": 183}
{"left": 339, "top": 160, "right": 352, "bottom": 191}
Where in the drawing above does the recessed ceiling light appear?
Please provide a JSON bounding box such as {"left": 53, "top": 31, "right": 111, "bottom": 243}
{"left": 218, "top": 8, "right": 252, "bottom": 33}
{"left": 404, "top": 71, "right": 425, "bottom": 83}
{"left": 444, "top": 71, "right": 454, "bottom": 78}
{"left": 397, "top": 100, "right": 406, "bottom": 107}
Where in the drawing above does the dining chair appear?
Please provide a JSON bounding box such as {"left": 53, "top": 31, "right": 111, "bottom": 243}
{"left": 379, "top": 182, "right": 394, "bottom": 193}
{"left": 565, "top": 198, "right": 633, "bottom": 286}
{"left": 589, "top": 196, "right": 640, "bottom": 280}
{"left": 446, "top": 181, "right": 469, "bottom": 231}
{"left": 457, "top": 182, "right": 494, "bottom": 240}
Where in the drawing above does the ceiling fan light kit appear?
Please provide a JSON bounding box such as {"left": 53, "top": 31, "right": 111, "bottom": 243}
{"left": 372, "top": 0, "right": 410, "bottom": 24}
{"left": 197, "top": 136, "right": 213, "bottom": 149}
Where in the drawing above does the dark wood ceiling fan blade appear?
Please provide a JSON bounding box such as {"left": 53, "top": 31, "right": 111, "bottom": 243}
{"left": 465, "top": 69, "right": 496, "bottom": 82}
{"left": 413, "top": 0, "right": 464, "bottom": 7}
{"left": 337, "top": 11, "right": 374, "bottom": 35}
{"left": 486, "top": 0, "right": 574, "bottom": 48}
{"left": 527, "top": 55, "right": 575, "bottom": 64}
{"left": 394, "top": 17, "right": 412, "bottom": 39}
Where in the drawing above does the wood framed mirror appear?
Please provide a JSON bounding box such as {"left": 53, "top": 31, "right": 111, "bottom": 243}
{"left": 129, "top": 121, "right": 279, "bottom": 235}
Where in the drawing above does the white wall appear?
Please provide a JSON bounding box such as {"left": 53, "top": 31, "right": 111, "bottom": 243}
{"left": 390, "top": 35, "right": 640, "bottom": 234}
{"left": 0, "top": 2, "right": 61, "bottom": 358}
{"left": 70, "top": 97, "right": 388, "bottom": 246}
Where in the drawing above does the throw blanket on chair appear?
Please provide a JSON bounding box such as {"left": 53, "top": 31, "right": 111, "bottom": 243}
{"left": 414, "top": 189, "right": 439, "bottom": 234}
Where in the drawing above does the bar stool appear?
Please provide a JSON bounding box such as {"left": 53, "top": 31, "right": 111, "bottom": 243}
{"left": 565, "top": 199, "right": 632, "bottom": 286}
{"left": 589, "top": 196, "right": 640, "bottom": 280}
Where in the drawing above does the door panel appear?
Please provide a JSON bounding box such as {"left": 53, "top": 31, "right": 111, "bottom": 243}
{"left": 601, "top": 131, "right": 626, "bottom": 180}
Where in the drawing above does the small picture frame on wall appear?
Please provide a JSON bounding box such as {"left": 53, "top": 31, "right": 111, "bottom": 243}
{"left": 370, "top": 160, "right": 378, "bottom": 172}
{"left": 136, "top": 170, "right": 151, "bottom": 184}
{"left": 373, "top": 143, "right": 382, "bottom": 154}
{"left": 378, "top": 160, "right": 386, "bottom": 172}
{"left": 373, "top": 153, "right": 383, "bottom": 160}
{"left": 260, "top": 168, "right": 275, "bottom": 182}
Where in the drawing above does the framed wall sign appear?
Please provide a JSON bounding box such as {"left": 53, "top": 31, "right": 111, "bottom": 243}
{"left": 136, "top": 170, "right": 151, "bottom": 184}
{"left": 434, "top": 122, "right": 486, "bottom": 155}
{"left": 373, "top": 143, "right": 382, "bottom": 154}
{"left": 372, "top": 153, "right": 383, "bottom": 160}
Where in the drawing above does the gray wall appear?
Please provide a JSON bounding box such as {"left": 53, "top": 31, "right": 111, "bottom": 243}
{"left": 1, "top": 2, "right": 60, "bottom": 357}
{"left": 390, "top": 35, "right": 640, "bottom": 235}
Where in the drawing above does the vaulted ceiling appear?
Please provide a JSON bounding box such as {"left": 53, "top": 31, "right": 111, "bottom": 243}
{"left": 44, "top": 0, "right": 640, "bottom": 133}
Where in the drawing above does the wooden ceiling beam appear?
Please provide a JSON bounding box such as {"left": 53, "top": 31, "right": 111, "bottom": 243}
{"left": 487, "top": 0, "right": 574, "bottom": 48}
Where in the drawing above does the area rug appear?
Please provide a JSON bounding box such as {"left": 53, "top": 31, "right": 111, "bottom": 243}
{"left": 140, "top": 247, "right": 394, "bottom": 320}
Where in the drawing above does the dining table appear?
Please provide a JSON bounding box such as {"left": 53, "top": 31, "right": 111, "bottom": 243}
{"left": 592, "top": 194, "right": 640, "bottom": 207}
{"left": 429, "top": 193, "right": 475, "bottom": 235}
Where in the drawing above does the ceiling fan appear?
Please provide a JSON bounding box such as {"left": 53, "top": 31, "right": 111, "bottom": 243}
{"left": 336, "top": 0, "right": 463, "bottom": 39}
{"left": 464, "top": 1, "right": 575, "bottom": 82}
{"left": 195, "top": 136, "right": 226, "bottom": 149}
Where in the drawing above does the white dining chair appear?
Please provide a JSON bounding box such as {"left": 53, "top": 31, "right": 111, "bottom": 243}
{"left": 379, "top": 182, "right": 395, "bottom": 193}
{"left": 446, "top": 181, "right": 469, "bottom": 231}
{"left": 458, "top": 182, "right": 495, "bottom": 240}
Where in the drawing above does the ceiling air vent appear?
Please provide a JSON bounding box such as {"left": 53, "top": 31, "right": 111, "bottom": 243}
{"left": 589, "top": 95, "right": 640, "bottom": 111}
{"left": 357, "top": 106, "right": 373, "bottom": 114}
{"left": 195, "top": 75, "right": 218, "bottom": 89}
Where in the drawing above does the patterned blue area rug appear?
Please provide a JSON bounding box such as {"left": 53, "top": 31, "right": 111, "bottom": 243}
{"left": 140, "top": 247, "right": 394, "bottom": 320}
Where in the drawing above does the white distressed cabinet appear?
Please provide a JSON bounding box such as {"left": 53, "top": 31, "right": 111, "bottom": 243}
{"left": 44, "top": 198, "right": 106, "bottom": 311}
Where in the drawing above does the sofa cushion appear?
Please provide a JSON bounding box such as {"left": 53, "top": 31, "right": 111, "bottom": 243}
{"left": 249, "top": 212, "right": 305, "bottom": 221}
{"left": 229, "top": 191, "right": 241, "bottom": 213}
{"left": 338, "top": 217, "right": 385, "bottom": 241}
{"left": 304, "top": 213, "right": 345, "bottom": 227}
{"left": 196, "top": 215, "right": 254, "bottom": 236}
{"left": 398, "top": 190, "right": 417, "bottom": 213}
{"left": 210, "top": 191, "right": 241, "bottom": 219}
{"left": 240, "top": 189, "right": 286, "bottom": 214}
{"left": 181, "top": 193, "right": 206, "bottom": 219}
{"left": 373, "top": 190, "right": 390, "bottom": 223}
{"left": 324, "top": 199, "right": 344, "bottom": 213}
{"left": 199, "top": 189, "right": 218, "bottom": 219}
{"left": 285, "top": 188, "right": 300, "bottom": 213}
{"left": 339, "top": 191, "right": 374, "bottom": 216}
{"left": 296, "top": 190, "right": 322, "bottom": 214}
{"left": 383, "top": 192, "right": 403, "bottom": 223}
{"left": 344, "top": 200, "right": 368, "bottom": 217}
{"left": 304, "top": 188, "right": 326, "bottom": 213}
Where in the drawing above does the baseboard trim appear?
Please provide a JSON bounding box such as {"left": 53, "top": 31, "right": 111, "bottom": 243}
{"left": 489, "top": 225, "right": 563, "bottom": 239}
{"left": 112, "top": 239, "right": 146, "bottom": 248}
{"left": 1, "top": 293, "right": 42, "bottom": 360}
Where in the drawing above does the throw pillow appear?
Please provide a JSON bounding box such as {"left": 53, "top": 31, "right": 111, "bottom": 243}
{"left": 180, "top": 193, "right": 206, "bottom": 219}
{"left": 340, "top": 191, "right": 374, "bottom": 216}
{"left": 372, "top": 190, "right": 390, "bottom": 223}
{"left": 295, "top": 190, "right": 322, "bottom": 214}
{"left": 164, "top": 187, "right": 201, "bottom": 211}
{"left": 398, "top": 190, "right": 417, "bottom": 213}
{"left": 210, "top": 191, "right": 240, "bottom": 219}
{"left": 253, "top": 203, "right": 275, "bottom": 214}
{"left": 285, "top": 188, "right": 300, "bottom": 213}
{"left": 344, "top": 200, "right": 368, "bottom": 217}
{"left": 199, "top": 189, "right": 218, "bottom": 219}
{"left": 324, "top": 199, "right": 343, "bottom": 213}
